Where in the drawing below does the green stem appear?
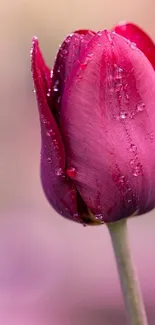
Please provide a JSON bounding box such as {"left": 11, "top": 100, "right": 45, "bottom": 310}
{"left": 107, "top": 218, "right": 148, "bottom": 325}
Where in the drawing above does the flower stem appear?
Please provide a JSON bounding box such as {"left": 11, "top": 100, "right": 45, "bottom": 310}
{"left": 107, "top": 218, "right": 148, "bottom": 325}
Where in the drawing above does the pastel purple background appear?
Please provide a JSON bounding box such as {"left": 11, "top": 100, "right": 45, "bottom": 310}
{"left": 1, "top": 1, "right": 155, "bottom": 324}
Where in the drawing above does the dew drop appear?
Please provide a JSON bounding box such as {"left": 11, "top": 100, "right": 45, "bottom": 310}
{"left": 117, "top": 175, "right": 125, "bottom": 187}
{"left": 150, "top": 132, "right": 154, "bottom": 141}
{"left": 67, "top": 167, "right": 76, "bottom": 178}
{"left": 33, "top": 89, "right": 36, "bottom": 93}
{"left": 47, "top": 157, "right": 52, "bottom": 163}
{"left": 73, "top": 213, "right": 79, "bottom": 221}
{"left": 47, "top": 88, "right": 51, "bottom": 97}
{"left": 125, "top": 39, "right": 131, "bottom": 45}
{"left": 115, "top": 82, "right": 123, "bottom": 92}
{"left": 95, "top": 214, "right": 104, "bottom": 223}
{"left": 87, "top": 53, "right": 93, "bottom": 58}
{"left": 114, "top": 65, "right": 123, "bottom": 80}
{"left": 130, "top": 160, "right": 143, "bottom": 177}
{"left": 30, "top": 36, "right": 38, "bottom": 58}
{"left": 130, "top": 42, "right": 136, "bottom": 49}
{"left": 41, "top": 116, "right": 49, "bottom": 125}
{"left": 120, "top": 111, "right": 128, "bottom": 119}
{"left": 55, "top": 167, "right": 63, "bottom": 176}
{"left": 130, "top": 159, "right": 135, "bottom": 167}
{"left": 125, "top": 93, "right": 129, "bottom": 100}
{"left": 132, "top": 165, "right": 142, "bottom": 177}
{"left": 62, "top": 49, "right": 68, "bottom": 55}
{"left": 53, "top": 86, "right": 59, "bottom": 92}
{"left": 130, "top": 144, "right": 137, "bottom": 153}
{"left": 46, "top": 129, "right": 55, "bottom": 137}
{"left": 73, "top": 213, "right": 79, "bottom": 218}
{"left": 136, "top": 103, "right": 145, "bottom": 112}
{"left": 50, "top": 70, "right": 53, "bottom": 78}
{"left": 77, "top": 75, "right": 82, "bottom": 81}
{"left": 30, "top": 48, "right": 33, "bottom": 58}
{"left": 46, "top": 131, "right": 51, "bottom": 137}
{"left": 53, "top": 80, "right": 59, "bottom": 92}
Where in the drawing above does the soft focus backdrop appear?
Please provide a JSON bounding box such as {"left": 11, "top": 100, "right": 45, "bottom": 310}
{"left": 1, "top": 1, "right": 155, "bottom": 324}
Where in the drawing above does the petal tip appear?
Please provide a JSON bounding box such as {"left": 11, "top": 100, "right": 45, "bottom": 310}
{"left": 30, "top": 36, "right": 39, "bottom": 58}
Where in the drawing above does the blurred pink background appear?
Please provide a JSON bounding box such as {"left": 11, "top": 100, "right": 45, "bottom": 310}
{"left": 1, "top": 0, "right": 155, "bottom": 324}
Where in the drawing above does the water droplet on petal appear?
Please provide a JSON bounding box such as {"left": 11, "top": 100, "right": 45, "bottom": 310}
{"left": 50, "top": 70, "right": 53, "bottom": 78}
{"left": 114, "top": 64, "right": 123, "bottom": 80}
{"left": 136, "top": 103, "right": 145, "bottom": 112}
{"left": 87, "top": 53, "right": 93, "bottom": 58}
{"left": 30, "top": 37, "right": 38, "bottom": 58}
{"left": 67, "top": 167, "right": 76, "bottom": 178}
{"left": 47, "top": 157, "right": 52, "bottom": 163}
{"left": 62, "top": 49, "right": 68, "bottom": 55}
{"left": 130, "top": 42, "right": 136, "bottom": 49}
{"left": 130, "top": 144, "right": 137, "bottom": 153}
{"left": 47, "top": 88, "right": 51, "bottom": 97}
{"left": 130, "top": 160, "right": 143, "bottom": 176}
{"left": 77, "top": 75, "right": 82, "bottom": 81}
{"left": 150, "top": 132, "right": 154, "bottom": 141}
{"left": 33, "top": 89, "right": 36, "bottom": 93}
{"left": 125, "top": 93, "right": 129, "bottom": 100}
{"left": 120, "top": 111, "right": 128, "bottom": 119}
{"left": 53, "top": 80, "right": 59, "bottom": 92}
{"left": 46, "top": 129, "right": 55, "bottom": 137}
{"left": 132, "top": 165, "right": 142, "bottom": 177}
{"left": 125, "top": 39, "right": 131, "bottom": 45}
{"left": 95, "top": 214, "right": 104, "bottom": 223}
{"left": 130, "top": 159, "right": 135, "bottom": 167}
{"left": 117, "top": 175, "right": 125, "bottom": 186}
{"left": 55, "top": 167, "right": 63, "bottom": 176}
{"left": 115, "top": 82, "right": 123, "bottom": 92}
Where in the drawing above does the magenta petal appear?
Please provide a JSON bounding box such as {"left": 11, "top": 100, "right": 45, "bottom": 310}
{"left": 50, "top": 30, "right": 95, "bottom": 123}
{"left": 60, "top": 30, "right": 155, "bottom": 223}
{"left": 113, "top": 22, "right": 155, "bottom": 69}
{"left": 31, "top": 37, "right": 83, "bottom": 222}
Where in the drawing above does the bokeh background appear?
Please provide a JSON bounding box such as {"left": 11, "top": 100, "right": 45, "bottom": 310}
{"left": 1, "top": 0, "right": 155, "bottom": 324}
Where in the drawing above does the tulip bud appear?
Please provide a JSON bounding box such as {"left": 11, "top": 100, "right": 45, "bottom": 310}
{"left": 31, "top": 24, "right": 155, "bottom": 224}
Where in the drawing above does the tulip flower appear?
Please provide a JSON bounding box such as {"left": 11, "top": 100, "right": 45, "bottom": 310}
{"left": 31, "top": 22, "right": 155, "bottom": 225}
{"left": 31, "top": 22, "right": 154, "bottom": 325}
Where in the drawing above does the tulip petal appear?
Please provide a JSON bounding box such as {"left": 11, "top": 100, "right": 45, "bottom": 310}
{"left": 113, "top": 22, "right": 155, "bottom": 69}
{"left": 31, "top": 37, "right": 84, "bottom": 222}
{"left": 60, "top": 30, "right": 155, "bottom": 223}
{"left": 50, "top": 30, "right": 95, "bottom": 124}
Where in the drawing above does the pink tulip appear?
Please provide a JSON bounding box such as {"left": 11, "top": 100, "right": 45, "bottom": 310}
{"left": 31, "top": 22, "right": 155, "bottom": 224}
